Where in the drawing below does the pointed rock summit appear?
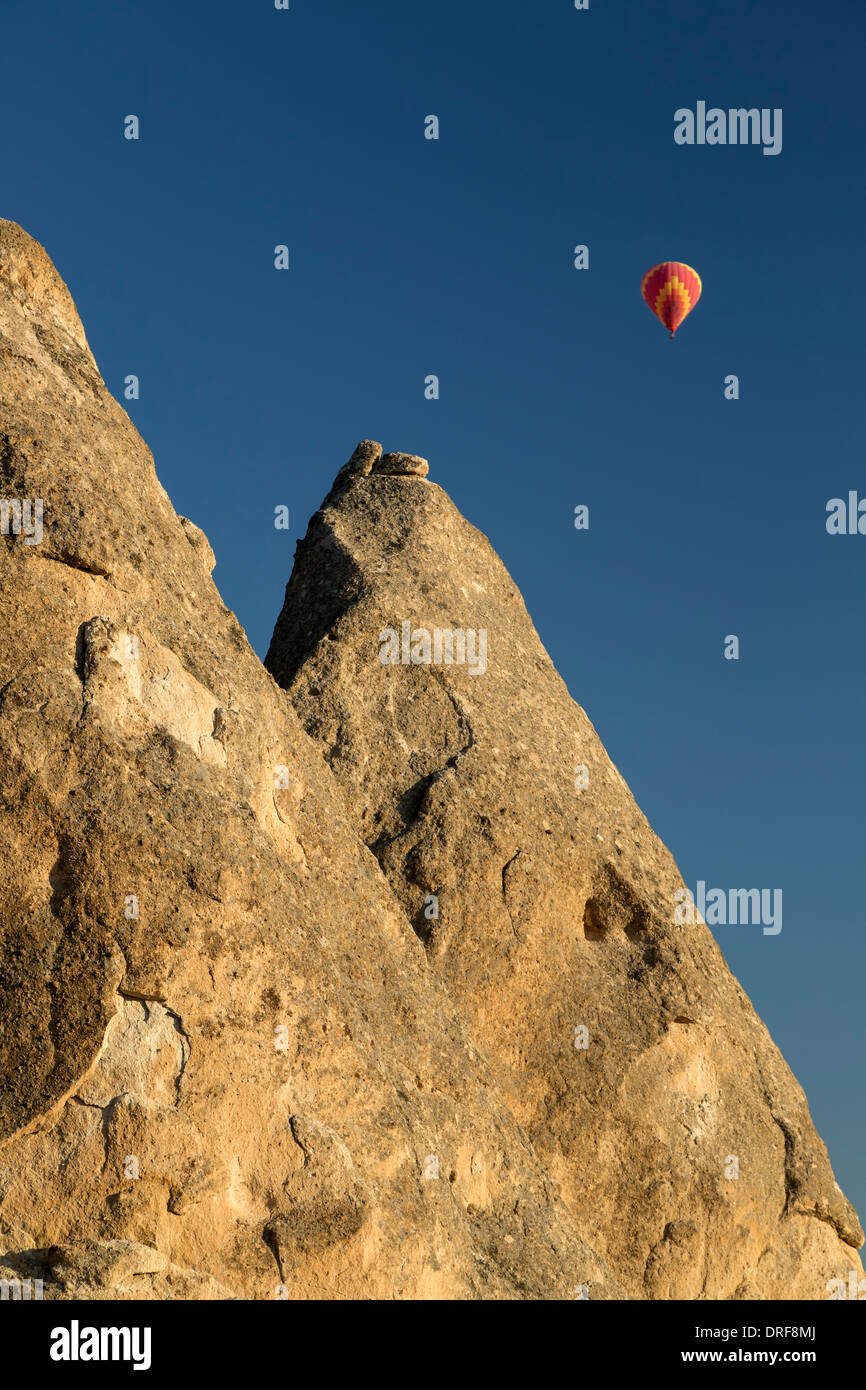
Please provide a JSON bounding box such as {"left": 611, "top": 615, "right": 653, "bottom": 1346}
{"left": 266, "top": 443, "right": 863, "bottom": 1299}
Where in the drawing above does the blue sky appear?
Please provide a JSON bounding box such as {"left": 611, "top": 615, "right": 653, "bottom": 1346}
{"left": 3, "top": 0, "right": 863, "bottom": 1217}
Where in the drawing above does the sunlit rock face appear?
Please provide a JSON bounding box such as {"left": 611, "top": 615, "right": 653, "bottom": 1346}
{"left": 267, "top": 440, "right": 863, "bottom": 1300}
{"left": 0, "top": 218, "right": 859, "bottom": 1301}
{"left": 0, "top": 220, "right": 614, "bottom": 1301}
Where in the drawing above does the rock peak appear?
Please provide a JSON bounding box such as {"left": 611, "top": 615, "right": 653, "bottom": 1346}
{"left": 264, "top": 441, "right": 865, "bottom": 1299}
{"left": 323, "top": 440, "right": 430, "bottom": 508}
{"left": 0, "top": 219, "right": 90, "bottom": 355}
{"left": 1, "top": 242, "right": 617, "bottom": 1300}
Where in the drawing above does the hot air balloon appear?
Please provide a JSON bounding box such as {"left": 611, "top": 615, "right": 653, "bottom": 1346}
{"left": 641, "top": 261, "right": 702, "bottom": 338}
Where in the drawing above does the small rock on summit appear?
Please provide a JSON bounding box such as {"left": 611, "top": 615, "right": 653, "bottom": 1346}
{"left": 372, "top": 451, "right": 429, "bottom": 477}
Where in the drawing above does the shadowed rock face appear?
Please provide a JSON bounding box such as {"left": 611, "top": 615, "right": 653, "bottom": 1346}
{"left": 0, "top": 220, "right": 616, "bottom": 1300}
{"left": 266, "top": 453, "right": 864, "bottom": 1299}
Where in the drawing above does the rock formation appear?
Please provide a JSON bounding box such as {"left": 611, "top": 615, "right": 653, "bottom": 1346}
{"left": 266, "top": 446, "right": 864, "bottom": 1300}
{"left": 0, "top": 221, "right": 613, "bottom": 1300}
{"left": 0, "top": 218, "right": 860, "bottom": 1299}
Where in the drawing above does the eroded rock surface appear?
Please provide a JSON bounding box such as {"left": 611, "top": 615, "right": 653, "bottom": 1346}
{"left": 266, "top": 447, "right": 864, "bottom": 1300}
{"left": 0, "top": 220, "right": 615, "bottom": 1300}
{"left": 0, "top": 216, "right": 859, "bottom": 1301}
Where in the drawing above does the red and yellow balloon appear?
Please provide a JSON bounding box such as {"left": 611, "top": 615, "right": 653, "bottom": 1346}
{"left": 641, "top": 261, "right": 702, "bottom": 338}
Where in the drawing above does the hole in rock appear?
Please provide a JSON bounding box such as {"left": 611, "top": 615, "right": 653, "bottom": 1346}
{"left": 583, "top": 899, "right": 608, "bottom": 940}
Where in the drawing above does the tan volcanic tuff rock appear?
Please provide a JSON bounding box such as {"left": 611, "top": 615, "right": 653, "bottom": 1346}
{"left": 0, "top": 220, "right": 619, "bottom": 1300}
{"left": 266, "top": 448, "right": 864, "bottom": 1300}
{"left": 372, "top": 451, "right": 429, "bottom": 478}
{"left": 324, "top": 439, "right": 382, "bottom": 503}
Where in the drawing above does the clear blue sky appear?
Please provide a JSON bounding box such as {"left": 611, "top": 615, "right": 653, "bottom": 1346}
{"left": 3, "top": 0, "right": 863, "bottom": 1218}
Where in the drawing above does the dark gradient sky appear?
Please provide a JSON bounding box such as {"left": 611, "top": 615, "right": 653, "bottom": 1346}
{"left": 3, "top": 0, "right": 863, "bottom": 1218}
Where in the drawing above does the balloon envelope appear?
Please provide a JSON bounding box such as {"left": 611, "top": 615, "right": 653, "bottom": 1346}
{"left": 641, "top": 261, "right": 702, "bottom": 337}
